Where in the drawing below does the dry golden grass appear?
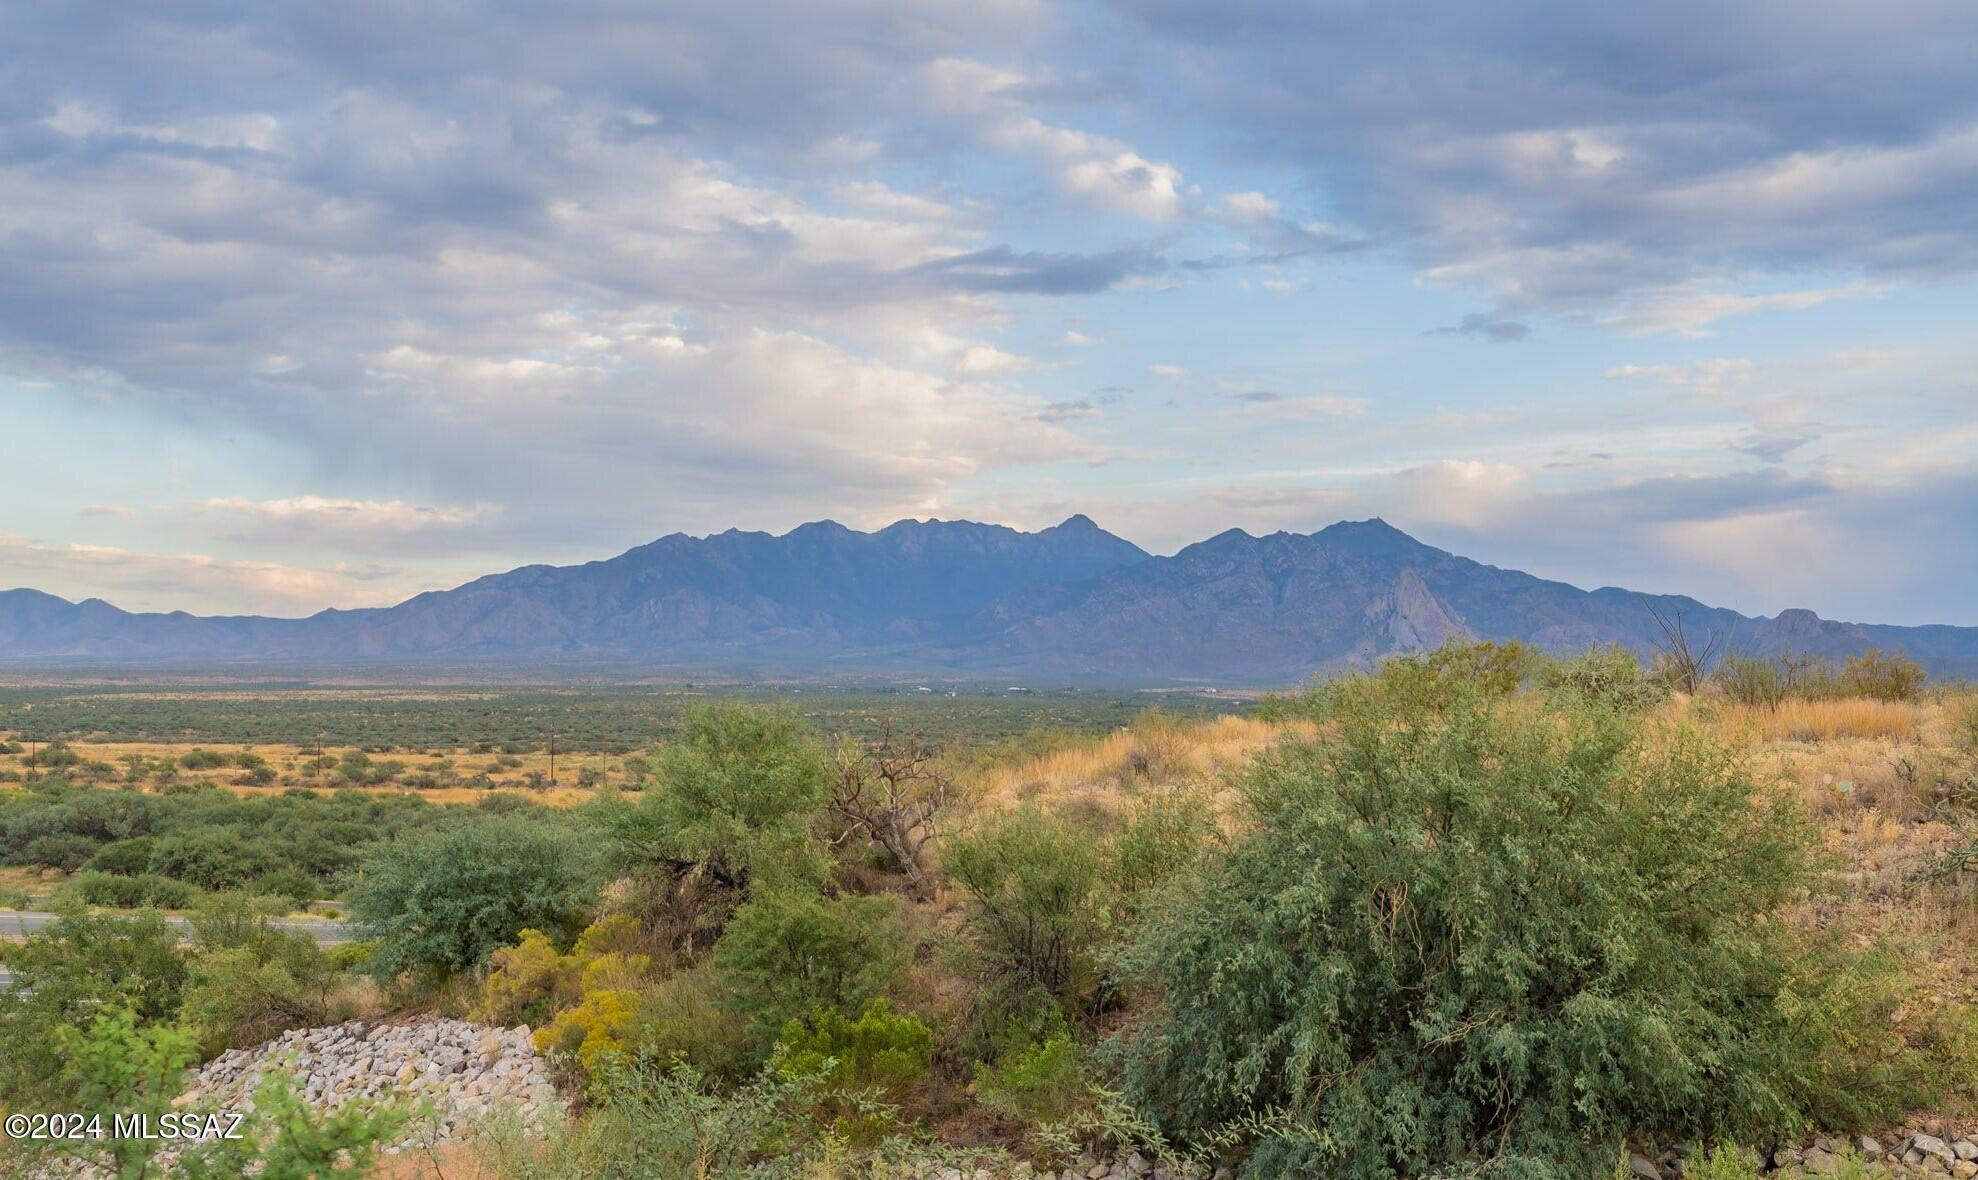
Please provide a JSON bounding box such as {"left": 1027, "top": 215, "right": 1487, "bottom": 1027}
{"left": 967, "top": 713, "right": 1297, "bottom": 814}
{"left": 1712, "top": 697, "right": 1923, "bottom": 744}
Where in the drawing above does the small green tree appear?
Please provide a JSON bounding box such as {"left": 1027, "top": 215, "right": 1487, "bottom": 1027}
{"left": 712, "top": 885, "right": 908, "bottom": 1047}
{"left": 1841, "top": 650, "right": 1926, "bottom": 701}
{"left": 945, "top": 807, "right": 1105, "bottom": 1015}
{"left": 596, "top": 704, "right": 831, "bottom": 892}
{"left": 1714, "top": 654, "right": 1788, "bottom": 708}
{"left": 346, "top": 814, "right": 601, "bottom": 981}
{"left": 38, "top": 1004, "right": 198, "bottom": 1177}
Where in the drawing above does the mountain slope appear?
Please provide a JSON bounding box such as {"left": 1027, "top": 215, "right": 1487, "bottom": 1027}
{"left": 3, "top": 517, "right": 1975, "bottom": 681}
{"left": 0, "top": 516, "right": 1151, "bottom": 663}
{"left": 959, "top": 519, "right": 1978, "bottom": 681}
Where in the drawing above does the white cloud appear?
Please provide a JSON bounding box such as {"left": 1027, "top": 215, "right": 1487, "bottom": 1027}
{"left": 924, "top": 58, "right": 1188, "bottom": 221}
{"left": 0, "top": 533, "right": 410, "bottom": 615}
{"left": 1599, "top": 282, "right": 1884, "bottom": 337}
{"left": 1386, "top": 460, "right": 1532, "bottom": 530}
{"left": 953, "top": 344, "right": 1042, "bottom": 376}
{"left": 1147, "top": 363, "right": 1186, "bottom": 379}
{"left": 1221, "top": 191, "right": 1280, "bottom": 220}
{"left": 194, "top": 496, "right": 499, "bottom": 548}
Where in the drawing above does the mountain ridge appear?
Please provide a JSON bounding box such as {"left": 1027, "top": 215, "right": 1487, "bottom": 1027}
{"left": 4, "top": 517, "right": 1975, "bottom": 682}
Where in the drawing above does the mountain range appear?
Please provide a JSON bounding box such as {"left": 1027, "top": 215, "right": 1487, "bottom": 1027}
{"left": 4, "top": 517, "right": 1976, "bottom": 683}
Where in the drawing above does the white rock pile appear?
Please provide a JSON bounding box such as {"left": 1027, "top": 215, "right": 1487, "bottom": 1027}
{"left": 180, "top": 1016, "right": 561, "bottom": 1144}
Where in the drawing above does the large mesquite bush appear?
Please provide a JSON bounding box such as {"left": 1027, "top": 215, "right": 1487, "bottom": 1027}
{"left": 1119, "top": 669, "right": 1902, "bottom": 1179}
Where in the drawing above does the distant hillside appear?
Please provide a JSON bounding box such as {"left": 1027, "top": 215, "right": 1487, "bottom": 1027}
{"left": 4, "top": 517, "right": 1975, "bottom": 681}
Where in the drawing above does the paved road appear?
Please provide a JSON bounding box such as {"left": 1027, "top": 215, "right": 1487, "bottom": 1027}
{"left": 1, "top": 909, "right": 355, "bottom": 991}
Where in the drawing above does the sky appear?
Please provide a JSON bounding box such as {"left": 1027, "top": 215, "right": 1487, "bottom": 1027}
{"left": 1, "top": 1, "right": 1975, "bottom": 626}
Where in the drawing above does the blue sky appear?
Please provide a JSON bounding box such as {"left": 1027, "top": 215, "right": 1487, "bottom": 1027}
{"left": 2, "top": 1, "right": 1975, "bottom": 624}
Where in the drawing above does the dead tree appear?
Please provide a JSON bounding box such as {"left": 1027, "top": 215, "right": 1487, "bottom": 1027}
{"left": 828, "top": 727, "right": 951, "bottom": 896}
{"left": 1641, "top": 596, "right": 1730, "bottom": 696}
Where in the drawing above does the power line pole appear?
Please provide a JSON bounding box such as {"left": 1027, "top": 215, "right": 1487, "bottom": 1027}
{"left": 548, "top": 730, "right": 557, "bottom": 785}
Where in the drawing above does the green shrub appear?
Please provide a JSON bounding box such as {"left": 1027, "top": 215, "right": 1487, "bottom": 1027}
{"left": 945, "top": 806, "right": 1104, "bottom": 1014}
{"left": 1259, "top": 640, "right": 1540, "bottom": 723}
{"left": 1119, "top": 676, "right": 1882, "bottom": 1179}
{"left": 253, "top": 865, "right": 322, "bottom": 908}
{"left": 1842, "top": 650, "right": 1926, "bottom": 701}
{"left": 1772, "top": 937, "right": 1972, "bottom": 1127}
{"left": 84, "top": 835, "right": 158, "bottom": 875}
{"left": 146, "top": 830, "right": 281, "bottom": 890}
{"left": 775, "top": 997, "right": 933, "bottom": 1100}
{"left": 326, "top": 940, "right": 374, "bottom": 972}
{"left": 0, "top": 907, "right": 189, "bottom": 1104}
{"left": 595, "top": 704, "right": 831, "bottom": 894}
{"left": 1540, "top": 645, "right": 1663, "bottom": 711}
{"left": 179, "top": 891, "right": 346, "bottom": 1052}
{"left": 712, "top": 886, "right": 908, "bottom": 1047}
{"left": 774, "top": 998, "right": 932, "bottom": 1145}
{"left": 181, "top": 940, "right": 341, "bottom": 1053}
{"left": 629, "top": 963, "right": 754, "bottom": 1083}
{"left": 62, "top": 870, "right": 198, "bottom": 909}
{"left": 16, "top": 831, "right": 100, "bottom": 871}
{"left": 0, "top": 885, "right": 31, "bottom": 908}
{"left": 975, "top": 1029, "right": 1091, "bottom": 1126}
{"left": 1418, "top": 639, "right": 1542, "bottom": 697}
{"left": 1683, "top": 1144, "right": 1765, "bottom": 1180}
{"left": 179, "top": 748, "right": 231, "bottom": 771}
{"left": 475, "top": 1059, "right": 818, "bottom": 1178}
{"left": 1099, "top": 788, "right": 1217, "bottom": 912}
{"left": 27, "top": 1004, "right": 199, "bottom": 1177}
{"left": 1714, "top": 655, "right": 1788, "bottom": 708}
{"left": 347, "top": 813, "right": 602, "bottom": 981}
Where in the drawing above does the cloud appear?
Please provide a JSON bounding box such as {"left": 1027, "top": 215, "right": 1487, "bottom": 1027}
{"left": 77, "top": 504, "right": 135, "bottom": 519}
{"left": 905, "top": 246, "right": 1158, "bottom": 295}
{"left": 1732, "top": 432, "right": 1815, "bottom": 463}
{"left": 1061, "top": 330, "right": 1095, "bottom": 345}
{"left": 1364, "top": 461, "right": 1978, "bottom": 624}
{"left": 952, "top": 344, "right": 1042, "bottom": 376}
{"left": 1428, "top": 312, "right": 1531, "bottom": 342}
{"left": 1034, "top": 399, "right": 1101, "bottom": 422}
{"left": 1598, "top": 282, "right": 1883, "bottom": 337}
{"left": 193, "top": 496, "right": 501, "bottom": 551}
{"left": 0, "top": 532, "right": 410, "bottom": 615}
{"left": 925, "top": 58, "right": 1189, "bottom": 221}
{"left": 1115, "top": 2, "right": 1978, "bottom": 316}
{"left": 1147, "top": 363, "right": 1185, "bottom": 379}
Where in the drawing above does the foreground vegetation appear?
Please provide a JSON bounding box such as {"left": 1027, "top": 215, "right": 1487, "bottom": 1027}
{"left": 2, "top": 645, "right": 1974, "bottom": 1177}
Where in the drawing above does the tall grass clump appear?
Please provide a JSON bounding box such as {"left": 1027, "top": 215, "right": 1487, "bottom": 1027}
{"left": 1118, "top": 668, "right": 1922, "bottom": 1179}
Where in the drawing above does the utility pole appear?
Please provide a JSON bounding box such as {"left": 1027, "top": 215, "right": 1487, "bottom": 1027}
{"left": 548, "top": 730, "right": 557, "bottom": 785}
